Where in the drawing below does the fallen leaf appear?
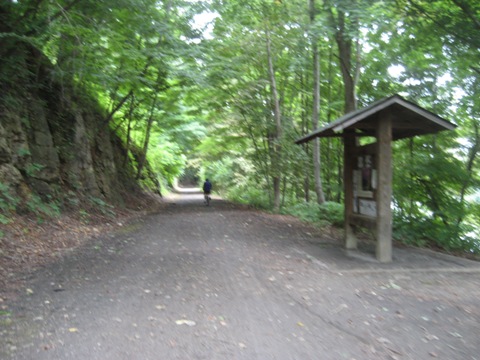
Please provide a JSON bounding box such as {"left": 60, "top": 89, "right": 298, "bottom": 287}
{"left": 175, "top": 319, "right": 196, "bottom": 326}
{"left": 389, "top": 280, "right": 402, "bottom": 290}
{"left": 449, "top": 331, "right": 462, "bottom": 338}
{"left": 377, "top": 337, "right": 391, "bottom": 344}
{"left": 334, "top": 304, "right": 348, "bottom": 313}
{"left": 68, "top": 328, "right": 78, "bottom": 333}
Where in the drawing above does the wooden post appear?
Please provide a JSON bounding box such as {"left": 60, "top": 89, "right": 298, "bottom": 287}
{"left": 344, "top": 133, "right": 357, "bottom": 250}
{"left": 375, "top": 112, "right": 393, "bottom": 262}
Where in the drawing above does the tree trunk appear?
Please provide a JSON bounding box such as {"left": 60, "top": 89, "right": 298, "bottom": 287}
{"left": 310, "top": 0, "right": 326, "bottom": 205}
{"left": 456, "top": 120, "right": 480, "bottom": 227}
{"left": 299, "top": 71, "right": 311, "bottom": 203}
{"left": 304, "top": 170, "right": 310, "bottom": 202}
{"left": 265, "top": 27, "right": 282, "bottom": 211}
{"left": 136, "top": 93, "right": 158, "bottom": 180}
{"left": 332, "top": 8, "right": 359, "bottom": 113}
{"left": 123, "top": 95, "right": 135, "bottom": 167}
{"left": 105, "top": 89, "right": 134, "bottom": 125}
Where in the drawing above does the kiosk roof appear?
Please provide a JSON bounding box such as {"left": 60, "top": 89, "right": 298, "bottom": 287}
{"left": 296, "top": 94, "right": 457, "bottom": 144}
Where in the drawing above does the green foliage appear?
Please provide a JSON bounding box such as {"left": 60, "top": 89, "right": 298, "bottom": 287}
{"left": 0, "top": 183, "right": 19, "bottom": 224}
{"left": 65, "top": 191, "right": 80, "bottom": 207}
{"left": 17, "top": 147, "right": 31, "bottom": 157}
{"left": 26, "top": 195, "right": 60, "bottom": 222}
{"left": 25, "top": 163, "right": 45, "bottom": 177}
{"left": 0, "top": 215, "right": 9, "bottom": 226}
{"left": 201, "top": 155, "right": 257, "bottom": 195}
{"left": 318, "top": 202, "right": 344, "bottom": 227}
{"left": 393, "top": 213, "right": 480, "bottom": 254}
{"left": 88, "top": 196, "right": 116, "bottom": 218}
{"left": 79, "top": 209, "right": 90, "bottom": 224}
{"left": 1, "top": 93, "right": 25, "bottom": 111}
{"left": 281, "top": 201, "right": 344, "bottom": 227}
{"left": 281, "top": 202, "right": 322, "bottom": 224}
{"left": 147, "top": 135, "right": 188, "bottom": 185}
{"left": 0, "top": 183, "right": 63, "bottom": 223}
{"left": 227, "top": 187, "right": 271, "bottom": 210}
{"left": 199, "top": 154, "right": 257, "bottom": 201}
{"left": 392, "top": 133, "right": 480, "bottom": 254}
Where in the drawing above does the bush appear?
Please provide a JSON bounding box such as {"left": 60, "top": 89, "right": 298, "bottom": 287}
{"left": 0, "top": 182, "right": 19, "bottom": 224}
{"left": 0, "top": 182, "right": 63, "bottom": 224}
{"left": 281, "top": 202, "right": 321, "bottom": 223}
{"left": 281, "top": 201, "right": 344, "bottom": 227}
{"left": 88, "top": 196, "right": 116, "bottom": 217}
{"left": 393, "top": 214, "right": 480, "bottom": 255}
{"left": 318, "top": 202, "right": 344, "bottom": 227}
{"left": 26, "top": 194, "right": 60, "bottom": 222}
{"left": 227, "top": 187, "right": 271, "bottom": 209}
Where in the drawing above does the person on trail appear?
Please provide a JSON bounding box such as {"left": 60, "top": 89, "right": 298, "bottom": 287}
{"left": 203, "top": 178, "right": 212, "bottom": 205}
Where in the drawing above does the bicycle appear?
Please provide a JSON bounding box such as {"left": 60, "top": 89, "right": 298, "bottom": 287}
{"left": 204, "top": 193, "right": 211, "bottom": 206}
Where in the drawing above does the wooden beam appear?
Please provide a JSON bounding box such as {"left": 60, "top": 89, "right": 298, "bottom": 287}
{"left": 350, "top": 214, "right": 376, "bottom": 229}
{"left": 375, "top": 115, "right": 393, "bottom": 262}
{"left": 344, "top": 134, "right": 357, "bottom": 250}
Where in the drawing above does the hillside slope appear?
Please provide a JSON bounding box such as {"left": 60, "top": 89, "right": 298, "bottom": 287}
{"left": 0, "top": 41, "right": 141, "bottom": 213}
{"left": 0, "top": 38, "right": 164, "bottom": 295}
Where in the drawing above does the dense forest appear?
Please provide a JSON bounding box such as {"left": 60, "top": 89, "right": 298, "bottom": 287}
{"left": 0, "top": 0, "right": 479, "bottom": 255}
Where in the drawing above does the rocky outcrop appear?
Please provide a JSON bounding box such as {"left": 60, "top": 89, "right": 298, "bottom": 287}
{"left": 0, "top": 42, "right": 138, "bottom": 211}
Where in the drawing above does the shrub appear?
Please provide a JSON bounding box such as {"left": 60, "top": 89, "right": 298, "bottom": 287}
{"left": 318, "top": 202, "right": 344, "bottom": 227}
{"left": 26, "top": 194, "right": 60, "bottom": 222}
{"left": 281, "top": 202, "right": 321, "bottom": 223}
{"left": 0, "top": 182, "right": 19, "bottom": 224}
{"left": 393, "top": 213, "right": 480, "bottom": 255}
{"left": 227, "top": 187, "right": 271, "bottom": 209}
{"left": 281, "top": 201, "right": 344, "bottom": 227}
{"left": 88, "top": 196, "right": 116, "bottom": 217}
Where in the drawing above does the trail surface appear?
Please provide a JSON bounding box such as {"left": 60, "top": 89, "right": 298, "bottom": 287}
{"left": 2, "top": 190, "right": 480, "bottom": 359}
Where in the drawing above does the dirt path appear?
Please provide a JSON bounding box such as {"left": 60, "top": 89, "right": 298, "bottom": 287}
{"left": 2, "top": 191, "right": 480, "bottom": 359}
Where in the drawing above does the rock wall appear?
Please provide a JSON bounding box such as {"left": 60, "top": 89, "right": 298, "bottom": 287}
{"left": 0, "top": 43, "right": 137, "bottom": 211}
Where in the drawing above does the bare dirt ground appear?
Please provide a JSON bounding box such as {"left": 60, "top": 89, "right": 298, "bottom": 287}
{"left": 1, "top": 190, "right": 480, "bottom": 360}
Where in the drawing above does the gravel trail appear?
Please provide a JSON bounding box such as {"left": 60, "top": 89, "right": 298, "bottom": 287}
{"left": 2, "top": 191, "right": 480, "bottom": 359}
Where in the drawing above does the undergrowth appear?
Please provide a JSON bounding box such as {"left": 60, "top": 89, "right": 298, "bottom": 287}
{"left": 227, "top": 187, "right": 271, "bottom": 210}
{"left": 0, "top": 182, "right": 19, "bottom": 225}
{"left": 393, "top": 214, "right": 480, "bottom": 256}
{"left": 226, "top": 186, "right": 344, "bottom": 228}
{"left": 281, "top": 201, "right": 344, "bottom": 228}
{"left": 0, "top": 182, "right": 118, "bottom": 233}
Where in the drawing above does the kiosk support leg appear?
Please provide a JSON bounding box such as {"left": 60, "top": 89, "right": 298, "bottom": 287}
{"left": 344, "top": 134, "right": 357, "bottom": 250}
{"left": 376, "top": 115, "right": 393, "bottom": 262}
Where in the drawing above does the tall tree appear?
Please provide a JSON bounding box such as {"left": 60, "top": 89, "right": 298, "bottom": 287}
{"left": 325, "top": 0, "right": 362, "bottom": 112}
{"left": 309, "top": 0, "right": 326, "bottom": 204}
{"left": 265, "top": 25, "right": 283, "bottom": 210}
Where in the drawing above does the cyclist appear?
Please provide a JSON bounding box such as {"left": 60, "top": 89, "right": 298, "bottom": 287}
{"left": 203, "top": 178, "right": 212, "bottom": 206}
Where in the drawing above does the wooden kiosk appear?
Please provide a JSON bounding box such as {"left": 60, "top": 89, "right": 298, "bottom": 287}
{"left": 296, "top": 95, "right": 456, "bottom": 262}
